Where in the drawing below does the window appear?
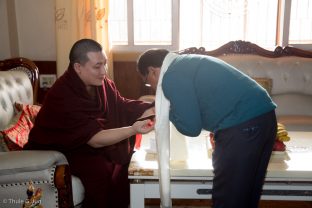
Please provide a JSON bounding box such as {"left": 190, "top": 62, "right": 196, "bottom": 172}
{"left": 109, "top": 0, "right": 312, "bottom": 51}
{"left": 289, "top": 0, "right": 312, "bottom": 44}
{"left": 133, "top": 0, "right": 172, "bottom": 45}
{"left": 108, "top": 0, "right": 128, "bottom": 45}
{"left": 180, "top": 0, "right": 278, "bottom": 49}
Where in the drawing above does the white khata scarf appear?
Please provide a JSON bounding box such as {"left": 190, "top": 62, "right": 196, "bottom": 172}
{"left": 155, "top": 52, "right": 178, "bottom": 208}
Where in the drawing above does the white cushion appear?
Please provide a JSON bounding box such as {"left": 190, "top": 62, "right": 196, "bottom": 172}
{"left": 72, "top": 175, "right": 85, "bottom": 206}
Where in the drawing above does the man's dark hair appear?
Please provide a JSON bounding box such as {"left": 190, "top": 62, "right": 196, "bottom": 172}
{"left": 69, "top": 39, "right": 102, "bottom": 67}
{"left": 137, "top": 49, "right": 169, "bottom": 76}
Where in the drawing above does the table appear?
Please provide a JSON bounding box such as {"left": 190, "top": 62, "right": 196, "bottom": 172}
{"left": 128, "top": 131, "right": 312, "bottom": 208}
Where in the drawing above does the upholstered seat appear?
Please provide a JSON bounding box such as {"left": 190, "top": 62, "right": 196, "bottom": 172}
{"left": 0, "top": 58, "right": 84, "bottom": 208}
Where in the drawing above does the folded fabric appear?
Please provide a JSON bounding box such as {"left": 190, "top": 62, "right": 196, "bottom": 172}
{"left": 0, "top": 111, "right": 34, "bottom": 150}
{"left": 253, "top": 77, "right": 272, "bottom": 95}
{"left": 0, "top": 103, "right": 41, "bottom": 151}
{"left": 14, "top": 102, "right": 41, "bottom": 122}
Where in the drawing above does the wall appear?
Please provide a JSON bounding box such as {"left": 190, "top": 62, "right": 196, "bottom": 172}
{"left": 0, "top": 0, "right": 11, "bottom": 59}
{"left": 0, "top": 0, "right": 56, "bottom": 60}
{"left": 113, "top": 61, "right": 154, "bottom": 99}
{"left": 15, "top": 0, "right": 56, "bottom": 60}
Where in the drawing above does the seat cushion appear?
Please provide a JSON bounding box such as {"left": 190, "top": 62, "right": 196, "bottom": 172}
{"left": 278, "top": 115, "right": 312, "bottom": 131}
{"left": 72, "top": 175, "right": 85, "bottom": 206}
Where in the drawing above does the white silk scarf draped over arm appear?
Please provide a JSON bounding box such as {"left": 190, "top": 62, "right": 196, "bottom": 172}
{"left": 155, "top": 52, "right": 178, "bottom": 208}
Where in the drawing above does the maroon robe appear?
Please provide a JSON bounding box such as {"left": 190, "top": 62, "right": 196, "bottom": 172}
{"left": 24, "top": 66, "right": 152, "bottom": 207}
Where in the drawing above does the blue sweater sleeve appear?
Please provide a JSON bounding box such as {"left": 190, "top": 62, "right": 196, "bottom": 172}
{"left": 162, "top": 63, "right": 202, "bottom": 137}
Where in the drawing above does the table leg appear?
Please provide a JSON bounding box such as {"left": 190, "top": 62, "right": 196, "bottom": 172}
{"left": 130, "top": 182, "right": 145, "bottom": 208}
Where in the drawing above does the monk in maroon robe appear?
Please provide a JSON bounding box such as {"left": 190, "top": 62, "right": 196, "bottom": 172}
{"left": 24, "top": 39, "right": 155, "bottom": 208}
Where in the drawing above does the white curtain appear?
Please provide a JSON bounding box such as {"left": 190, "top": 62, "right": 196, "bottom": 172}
{"left": 55, "top": 0, "right": 113, "bottom": 79}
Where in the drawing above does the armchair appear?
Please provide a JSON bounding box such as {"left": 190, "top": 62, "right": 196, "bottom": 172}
{"left": 0, "top": 58, "right": 84, "bottom": 208}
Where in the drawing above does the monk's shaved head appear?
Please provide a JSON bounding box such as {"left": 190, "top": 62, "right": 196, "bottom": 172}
{"left": 69, "top": 39, "right": 103, "bottom": 67}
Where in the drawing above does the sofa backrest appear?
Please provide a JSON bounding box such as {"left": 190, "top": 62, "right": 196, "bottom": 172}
{"left": 0, "top": 58, "right": 39, "bottom": 130}
{"left": 179, "top": 41, "right": 312, "bottom": 131}
{"left": 220, "top": 55, "right": 312, "bottom": 117}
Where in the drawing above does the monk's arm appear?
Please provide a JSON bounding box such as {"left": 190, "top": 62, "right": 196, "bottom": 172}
{"left": 87, "top": 119, "right": 154, "bottom": 148}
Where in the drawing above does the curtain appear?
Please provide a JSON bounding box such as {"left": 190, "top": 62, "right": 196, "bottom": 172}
{"left": 55, "top": 0, "right": 113, "bottom": 79}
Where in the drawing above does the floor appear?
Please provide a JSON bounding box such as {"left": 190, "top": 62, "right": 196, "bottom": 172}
{"left": 144, "top": 199, "right": 312, "bottom": 208}
{"left": 145, "top": 199, "right": 211, "bottom": 207}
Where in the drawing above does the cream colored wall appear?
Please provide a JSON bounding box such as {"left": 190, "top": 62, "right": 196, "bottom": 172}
{"left": 16, "top": 0, "right": 56, "bottom": 60}
{"left": 0, "top": 0, "right": 11, "bottom": 59}
{"left": 0, "top": 0, "right": 56, "bottom": 60}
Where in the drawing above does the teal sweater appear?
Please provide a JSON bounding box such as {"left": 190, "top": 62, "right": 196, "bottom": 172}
{"left": 162, "top": 54, "right": 277, "bottom": 136}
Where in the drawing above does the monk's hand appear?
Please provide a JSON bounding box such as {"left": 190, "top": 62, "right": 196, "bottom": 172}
{"left": 132, "top": 119, "right": 155, "bottom": 134}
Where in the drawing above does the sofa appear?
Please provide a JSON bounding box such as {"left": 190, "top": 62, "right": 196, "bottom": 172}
{"left": 0, "top": 58, "right": 84, "bottom": 208}
{"left": 179, "top": 40, "right": 312, "bottom": 132}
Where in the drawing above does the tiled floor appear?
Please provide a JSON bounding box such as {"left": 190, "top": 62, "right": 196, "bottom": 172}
{"left": 144, "top": 199, "right": 211, "bottom": 208}
{"left": 143, "top": 199, "right": 312, "bottom": 208}
{"left": 146, "top": 206, "right": 209, "bottom": 208}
